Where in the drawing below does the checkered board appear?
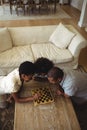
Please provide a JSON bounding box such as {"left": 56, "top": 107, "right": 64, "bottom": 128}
{"left": 31, "top": 87, "right": 54, "bottom": 106}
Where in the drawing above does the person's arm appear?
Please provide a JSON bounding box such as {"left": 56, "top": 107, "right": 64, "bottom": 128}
{"left": 57, "top": 89, "right": 70, "bottom": 98}
{"left": 7, "top": 94, "right": 13, "bottom": 103}
{"left": 63, "top": 93, "right": 70, "bottom": 98}
{"left": 56, "top": 84, "right": 69, "bottom": 98}
{"left": 11, "top": 92, "right": 39, "bottom": 103}
{"left": 56, "top": 83, "right": 64, "bottom": 95}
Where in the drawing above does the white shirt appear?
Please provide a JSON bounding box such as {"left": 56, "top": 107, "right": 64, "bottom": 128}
{"left": 0, "top": 68, "right": 22, "bottom": 94}
{"left": 60, "top": 69, "right": 87, "bottom": 104}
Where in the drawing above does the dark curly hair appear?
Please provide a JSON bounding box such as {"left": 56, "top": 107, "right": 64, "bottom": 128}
{"left": 19, "top": 61, "right": 35, "bottom": 76}
{"left": 34, "top": 57, "right": 54, "bottom": 74}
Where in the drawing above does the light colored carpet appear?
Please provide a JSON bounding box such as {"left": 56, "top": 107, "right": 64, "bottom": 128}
{"left": 0, "top": 4, "right": 71, "bottom": 21}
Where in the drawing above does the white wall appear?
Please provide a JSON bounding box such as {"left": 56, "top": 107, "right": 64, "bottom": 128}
{"left": 71, "top": 0, "right": 83, "bottom": 11}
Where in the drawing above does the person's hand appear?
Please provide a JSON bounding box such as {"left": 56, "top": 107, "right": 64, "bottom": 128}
{"left": 33, "top": 93, "right": 41, "bottom": 100}
{"left": 6, "top": 96, "right": 13, "bottom": 103}
{"left": 57, "top": 90, "right": 63, "bottom": 96}
{"left": 64, "top": 93, "right": 69, "bottom": 98}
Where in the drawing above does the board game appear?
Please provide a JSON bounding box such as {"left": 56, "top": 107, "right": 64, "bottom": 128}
{"left": 31, "top": 87, "right": 54, "bottom": 106}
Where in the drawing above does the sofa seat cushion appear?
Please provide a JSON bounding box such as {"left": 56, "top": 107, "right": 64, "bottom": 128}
{"left": 0, "top": 45, "right": 34, "bottom": 67}
{"left": 31, "top": 43, "right": 73, "bottom": 64}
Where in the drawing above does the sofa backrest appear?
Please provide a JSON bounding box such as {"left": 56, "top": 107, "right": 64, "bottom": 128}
{"left": 8, "top": 26, "right": 57, "bottom": 46}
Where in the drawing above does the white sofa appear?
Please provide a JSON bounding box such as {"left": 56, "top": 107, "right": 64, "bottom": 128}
{"left": 0, "top": 23, "right": 87, "bottom": 76}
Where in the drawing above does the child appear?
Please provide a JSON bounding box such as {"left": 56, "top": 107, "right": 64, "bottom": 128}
{"left": 0, "top": 61, "right": 39, "bottom": 108}
{"left": 47, "top": 67, "right": 87, "bottom": 104}
{"left": 34, "top": 57, "right": 54, "bottom": 81}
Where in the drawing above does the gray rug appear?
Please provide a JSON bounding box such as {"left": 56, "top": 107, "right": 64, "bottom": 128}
{"left": 0, "top": 4, "right": 71, "bottom": 20}
{"left": 0, "top": 102, "right": 15, "bottom": 130}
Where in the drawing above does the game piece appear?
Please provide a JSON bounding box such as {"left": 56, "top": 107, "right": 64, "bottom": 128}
{"left": 31, "top": 87, "right": 54, "bottom": 106}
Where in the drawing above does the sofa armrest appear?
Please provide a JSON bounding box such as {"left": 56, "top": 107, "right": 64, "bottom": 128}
{"left": 68, "top": 34, "right": 87, "bottom": 58}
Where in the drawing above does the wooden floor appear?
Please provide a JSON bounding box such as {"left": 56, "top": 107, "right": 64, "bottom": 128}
{"left": 0, "top": 4, "right": 87, "bottom": 71}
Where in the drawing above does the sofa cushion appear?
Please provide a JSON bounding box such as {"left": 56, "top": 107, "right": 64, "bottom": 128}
{"left": 31, "top": 43, "right": 73, "bottom": 64}
{"left": 0, "top": 45, "right": 34, "bottom": 67}
{"left": 49, "top": 23, "right": 75, "bottom": 49}
{"left": 0, "top": 28, "right": 12, "bottom": 53}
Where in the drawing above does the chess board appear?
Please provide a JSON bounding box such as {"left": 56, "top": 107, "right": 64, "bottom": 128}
{"left": 31, "top": 87, "right": 54, "bottom": 106}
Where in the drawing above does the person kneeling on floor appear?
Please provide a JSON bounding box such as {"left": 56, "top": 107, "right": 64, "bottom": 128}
{"left": 47, "top": 67, "right": 87, "bottom": 105}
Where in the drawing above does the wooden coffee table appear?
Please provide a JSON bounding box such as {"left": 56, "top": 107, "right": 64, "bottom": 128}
{"left": 14, "top": 80, "right": 81, "bottom": 130}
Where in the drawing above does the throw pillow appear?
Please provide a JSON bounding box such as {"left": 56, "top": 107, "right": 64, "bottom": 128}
{"left": 49, "top": 23, "right": 75, "bottom": 49}
{"left": 0, "top": 28, "right": 12, "bottom": 53}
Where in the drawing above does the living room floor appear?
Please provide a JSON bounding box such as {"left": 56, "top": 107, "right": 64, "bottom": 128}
{"left": 0, "top": 4, "right": 87, "bottom": 130}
